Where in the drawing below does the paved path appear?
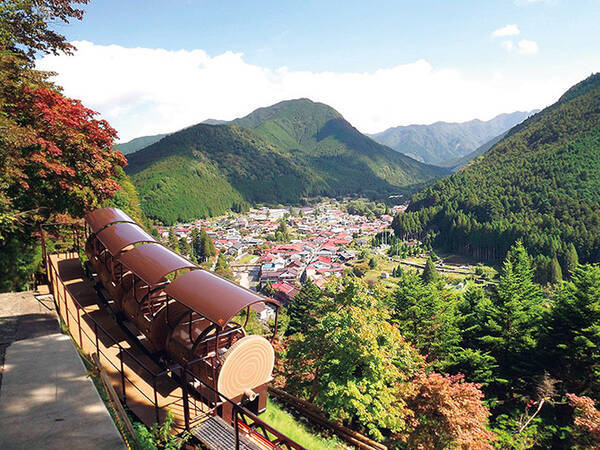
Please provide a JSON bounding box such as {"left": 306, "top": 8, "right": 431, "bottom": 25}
{"left": 0, "top": 292, "right": 125, "bottom": 449}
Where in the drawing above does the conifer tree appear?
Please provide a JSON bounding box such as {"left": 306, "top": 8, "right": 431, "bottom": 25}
{"left": 393, "top": 272, "right": 461, "bottom": 367}
{"left": 545, "top": 265, "right": 600, "bottom": 398}
{"left": 178, "top": 236, "right": 191, "bottom": 257}
{"left": 167, "top": 228, "right": 179, "bottom": 252}
{"left": 479, "top": 241, "right": 544, "bottom": 397}
{"left": 565, "top": 243, "right": 579, "bottom": 279}
{"left": 550, "top": 255, "right": 563, "bottom": 284}
{"left": 422, "top": 256, "right": 438, "bottom": 284}
{"left": 286, "top": 279, "right": 322, "bottom": 335}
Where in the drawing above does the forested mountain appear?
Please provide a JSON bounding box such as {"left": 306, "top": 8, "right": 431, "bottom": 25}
{"left": 448, "top": 132, "right": 507, "bottom": 171}
{"left": 126, "top": 99, "right": 447, "bottom": 224}
{"left": 115, "top": 133, "right": 168, "bottom": 155}
{"left": 392, "top": 73, "right": 600, "bottom": 271}
{"left": 371, "top": 110, "right": 535, "bottom": 165}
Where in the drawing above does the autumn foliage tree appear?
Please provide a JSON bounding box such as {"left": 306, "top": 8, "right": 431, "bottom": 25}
{"left": 567, "top": 394, "right": 600, "bottom": 448}
{"left": 404, "top": 372, "right": 496, "bottom": 449}
{"left": 0, "top": 0, "right": 126, "bottom": 290}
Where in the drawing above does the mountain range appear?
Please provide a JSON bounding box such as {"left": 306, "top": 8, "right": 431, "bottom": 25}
{"left": 395, "top": 72, "right": 600, "bottom": 265}
{"left": 370, "top": 111, "right": 537, "bottom": 166}
{"left": 125, "top": 99, "right": 447, "bottom": 224}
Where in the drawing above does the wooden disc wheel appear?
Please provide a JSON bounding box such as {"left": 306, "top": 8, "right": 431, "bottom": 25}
{"left": 217, "top": 335, "right": 274, "bottom": 399}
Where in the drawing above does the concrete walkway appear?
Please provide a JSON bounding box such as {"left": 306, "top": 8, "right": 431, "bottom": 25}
{"left": 0, "top": 292, "right": 125, "bottom": 449}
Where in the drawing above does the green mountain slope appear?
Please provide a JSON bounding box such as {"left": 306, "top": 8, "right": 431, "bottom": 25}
{"left": 392, "top": 73, "right": 600, "bottom": 265}
{"left": 371, "top": 111, "right": 535, "bottom": 166}
{"left": 115, "top": 133, "right": 168, "bottom": 155}
{"left": 232, "top": 99, "right": 446, "bottom": 190}
{"left": 447, "top": 132, "right": 507, "bottom": 171}
{"left": 126, "top": 99, "right": 447, "bottom": 224}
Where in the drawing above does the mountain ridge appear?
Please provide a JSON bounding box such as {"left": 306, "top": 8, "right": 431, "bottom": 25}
{"left": 371, "top": 110, "right": 537, "bottom": 165}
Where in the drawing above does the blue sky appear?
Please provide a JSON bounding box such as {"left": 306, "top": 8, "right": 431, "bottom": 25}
{"left": 39, "top": 0, "right": 600, "bottom": 141}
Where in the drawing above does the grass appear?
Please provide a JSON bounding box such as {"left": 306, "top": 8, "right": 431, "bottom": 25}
{"left": 238, "top": 253, "right": 258, "bottom": 264}
{"left": 262, "top": 399, "right": 345, "bottom": 449}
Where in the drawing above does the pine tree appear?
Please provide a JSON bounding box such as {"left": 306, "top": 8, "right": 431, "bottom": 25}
{"left": 190, "top": 228, "right": 201, "bottom": 262}
{"left": 422, "top": 256, "right": 438, "bottom": 284}
{"left": 167, "top": 228, "right": 179, "bottom": 252}
{"left": 200, "top": 230, "right": 216, "bottom": 262}
{"left": 550, "top": 255, "right": 563, "bottom": 284}
{"left": 545, "top": 265, "right": 600, "bottom": 398}
{"left": 565, "top": 243, "right": 579, "bottom": 279}
{"left": 178, "top": 236, "right": 191, "bottom": 257}
{"left": 393, "top": 272, "right": 461, "bottom": 368}
{"left": 478, "top": 241, "right": 544, "bottom": 398}
{"left": 286, "top": 279, "right": 322, "bottom": 335}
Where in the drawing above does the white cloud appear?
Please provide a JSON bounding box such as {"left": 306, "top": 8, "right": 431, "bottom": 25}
{"left": 36, "top": 41, "right": 581, "bottom": 142}
{"left": 492, "top": 24, "right": 520, "bottom": 37}
{"left": 518, "top": 39, "right": 539, "bottom": 54}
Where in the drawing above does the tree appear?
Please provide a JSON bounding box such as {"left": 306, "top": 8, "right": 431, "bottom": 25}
{"left": 0, "top": 3, "right": 127, "bottom": 291}
{"left": 404, "top": 372, "right": 496, "bottom": 449}
{"left": 550, "top": 255, "right": 563, "bottom": 284}
{"left": 178, "top": 236, "right": 191, "bottom": 258}
{"left": 477, "top": 241, "right": 544, "bottom": 399}
{"left": 286, "top": 278, "right": 322, "bottom": 335}
{"left": 545, "top": 265, "right": 600, "bottom": 398}
{"left": 214, "top": 252, "right": 234, "bottom": 279}
{"left": 0, "top": 0, "right": 88, "bottom": 63}
{"left": 167, "top": 228, "right": 179, "bottom": 252}
{"left": 567, "top": 393, "right": 600, "bottom": 448}
{"left": 368, "top": 257, "right": 377, "bottom": 269}
{"left": 352, "top": 262, "right": 369, "bottom": 277}
{"left": 565, "top": 243, "right": 579, "bottom": 279}
{"left": 421, "top": 256, "right": 438, "bottom": 284}
{"left": 285, "top": 278, "right": 424, "bottom": 441}
{"left": 190, "top": 229, "right": 215, "bottom": 262}
{"left": 393, "top": 272, "right": 461, "bottom": 368}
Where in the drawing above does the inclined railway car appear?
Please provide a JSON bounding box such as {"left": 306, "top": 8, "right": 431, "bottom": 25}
{"left": 83, "top": 207, "right": 280, "bottom": 415}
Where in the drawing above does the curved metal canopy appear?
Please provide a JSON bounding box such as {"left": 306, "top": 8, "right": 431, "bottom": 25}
{"left": 164, "top": 270, "right": 280, "bottom": 327}
{"left": 84, "top": 208, "right": 136, "bottom": 234}
{"left": 117, "top": 242, "right": 198, "bottom": 285}
{"left": 96, "top": 222, "right": 156, "bottom": 256}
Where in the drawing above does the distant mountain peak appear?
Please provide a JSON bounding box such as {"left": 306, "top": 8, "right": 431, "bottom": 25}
{"left": 370, "top": 110, "right": 538, "bottom": 166}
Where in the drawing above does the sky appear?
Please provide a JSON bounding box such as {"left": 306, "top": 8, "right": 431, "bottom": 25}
{"left": 36, "top": 0, "right": 600, "bottom": 142}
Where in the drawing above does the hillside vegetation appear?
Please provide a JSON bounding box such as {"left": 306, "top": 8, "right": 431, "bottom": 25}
{"left": 393, "top": 73, "right": 600, "bottom": 269}
{"left": 127, "top": 99, "right": 447, "bottom": 224}
{"left": 371, "top": 110, "right": 535, "bottom": 165}
{"left": 115, "top": 133, "right": 168, "bottom": 155}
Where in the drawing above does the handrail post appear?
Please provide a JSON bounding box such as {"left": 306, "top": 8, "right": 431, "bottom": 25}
{"left": 77, "top": 305, "right": 82, "bottom": 347}
{"left": 182, "top": 366, "right": 190, "bottom": 430}
{"left": 153, "top": 378, "right": 159, "bottom": 424}
{"left": 119, "top": 346, "right": 126, "bottom": 403}
{"left": 63, "top": 284, "right": 69, "bottom": 329}
{"left": 95, "top": 322, "right": 99, "bottom": 358}
{"left": 234, "top": 406, "right": 240, "bottom": 450}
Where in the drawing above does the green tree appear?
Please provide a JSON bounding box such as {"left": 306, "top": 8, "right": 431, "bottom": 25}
{"left": 178, "top": 236, "right": 191, "bottom": 258}
{"left": 393, "top": 272, "right": 461, "bottom": 368}
{"left": 368, "top": 257, "right": 377, "bottom": 270}
{"left": 285, "top": 277, "right": 423, "bottom": 441}
{"left": 550, "top": 255, "right": 563, "bottom": 284}
{"left": 565, "top": 243, "right": 579, "bottom": 279}
{"left": 167, "top": 228, "right": 179, "bottom": 253}
{"left": 545, "top": 265, "right": 600, "bottom": 398}
{"left": 286, "top": 279, "right": 322, "bottom": 336}
{"left": 478, "top": 241, "right": 544, "bottom": 398}
{"left": 421, "top": 256, "right": 438, "bottom": 284}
